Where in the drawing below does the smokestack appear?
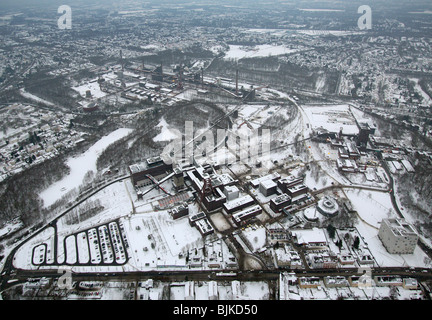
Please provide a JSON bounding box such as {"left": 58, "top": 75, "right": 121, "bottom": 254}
{"left": 236, "top": 69, "right": 239, "bottom": 94}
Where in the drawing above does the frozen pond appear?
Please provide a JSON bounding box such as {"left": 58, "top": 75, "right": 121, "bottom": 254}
{"left": 39, "top": 128, "right": 133, "bottom": 207}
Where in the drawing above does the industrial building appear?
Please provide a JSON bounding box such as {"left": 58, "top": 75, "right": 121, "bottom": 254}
{"left": 338, "top": 254, "right": 356, "bottom": 266}
{"left": 223, "top": 185, "right": 239, "bottom": 201}
{"left": 277, "top": 175, "right": 303, "bottom": 193}
{"left": 336, "top": 158, "right": 359, "bottom": 173}
{"left": 259, "top": 179, "right": 277, "bottom": 197}
{"left": 291, "top": 228, "right": 328, "bottom": 248}
{"left": 270, "top": 193, "right": 292, "bottom": 213}
{"left": 172, "top": 167, "right": 185, "bottom": 188}
{"left": 286, "top": 184, "right": 308, "bottom": 198}
{"left": 168, "top": 203, "right": 189, "bottom": 220}
{"left": 309, "top": 253, "right": 338, "bottom": 269}
{"left": 316, "top": 196, "right": 339, "bottom": 217}
{"left": 185, "top": 164, "right": 236, "bottom": 212}
{"left": 298, "top": 277, "right": 320, "bottom": 289}
{"left": 129, "top": 156, "right": 172, "bottom": 186}
{"left": 346, "top": 141, "right": 361, "bottom": 159}
{"left": 223, "top": 194, "right": 255, "bottom": 214}
{"left": 249, "top": 172, "right": 280, "bottom": 188}
{"left": 323, "top": 276, "right": 349, "bottom": 288}
{"left": 267, "top": 228, "right": 290, "bottom": 245}
{"left": 356, "top": 122, "right": 375, "bottom": 150}
{"left": 232, "top": 205, "right": 262, "bottom": 226}
{"left": 188, "top": 212, "right": 206, "bottom": 227}
{"left": 187, "top": 210, "right": 214, "bottom": 237}
{"left": 194, "top": 217, "right": 215, "bottom": 236}
{"left": 374, "top": 276, "right": 403, "bottom": 287}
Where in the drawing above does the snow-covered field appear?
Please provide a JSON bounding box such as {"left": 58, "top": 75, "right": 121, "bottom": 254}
{"left": 302, "top": 104, "right": 359, "bottom": 135}
{"left": 296, "top": 30, "right": 365, "bottom": 36}
{"left": 345, "top": 189, "right": 393, "bottom": 227}
{"left": 153, "top": 117, "right": 181, "bottom": 142}
{"left": 410, "top": 77, "right": 432, "bottom": 105}
{"left": 0, "top": 219, "right": 24, "bottom": 238}
{"left": 19, "top": 88, "right": 55, "bottom": 106}
{"left": 124, "top": 211, "right": 203, "bottom": 269}
{"left": 223, "top": 44, "right": 297, "bottom": 60}
{"left": 72, "top": 81, "right": 107, "bottom": 99}
{"left": 57, "top": 179, "right": 134, "bottom": 233}
{"left": 39, "top": 128, "right": 133, "bottom": 207}
{"left": 242, "top": 226, "right": 267, "bottom": 253}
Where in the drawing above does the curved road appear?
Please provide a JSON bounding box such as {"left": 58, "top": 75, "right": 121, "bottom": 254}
{"left": 1, "top": 173, "right": 131, "bottom": 290}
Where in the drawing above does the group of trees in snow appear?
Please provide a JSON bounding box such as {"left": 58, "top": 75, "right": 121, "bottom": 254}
{"left": 23, "top": 72, "right": 77, "bottom": 109}
{"left": 0, "top": 122, "right": 125, "bottom": 229}
{"left": 398, "top": 154, "right": 432, "bottom": 239}
{"left": 327, "top": 224, "right": 361, "bottom": 251}
{"left": 0, "top": 155, "right": 70, "bottom": 227}
{"left": 96, "top": 111, "right": 161, "bottom": 171}
{"left": 206, "top": 57, "right": 339, "bottom": 95}
{"left": 63, "top": 199, "right": 104, "bottom": 226}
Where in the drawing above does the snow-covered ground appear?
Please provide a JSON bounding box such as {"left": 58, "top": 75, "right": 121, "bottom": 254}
{"left": 19, "top": 88, "right": 55, "bottom": 107}
{"left": 295, "top": 101, "right": 431, "bottom": 269}
{"left": 344, "top": 188, "right": 430, "bottom": 268}
{"left": 153, "top": 117, "right": 181, "bottom": 142}
{"left": 72, "top": 81, "right": 107, "bottom": 99}
{"left": 241, "top": 225, "right": 267, "bottom": 253}
{"left": 409, "top": 77, "right": 432, "bottom": 105}
{"left": 302, "top": 104, "right": 359, "bottom": 135}
{"left": 124, "top": 211, "right": 203, "bottom": 269}
{"left": 223, "top": 44, "right": 298, "bottom": 60}
{"left": 39, "top": 128, "right": 133, "bottom": 207}
{"left": 0, "top": 219, "right": 24, "bottom": 238}
{"left": 345, "top": 189, "right": 394, "bottom": 227}
{"left": 296, "top": 30, "right": 365, "bottom": 36}
{"left": 14, "top": 175, "right": 237, "bottom": 273}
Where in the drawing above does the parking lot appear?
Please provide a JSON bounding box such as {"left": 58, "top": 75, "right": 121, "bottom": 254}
{"left": 31, "top": 220, "right": 129, "bottom": 266}
{"left": 81, "top": 221, "right": 128, "bottom": 265}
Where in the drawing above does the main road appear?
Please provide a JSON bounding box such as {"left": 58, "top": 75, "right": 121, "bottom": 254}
{"left": 3, "top": 264, "right": 432, "bottom": 294}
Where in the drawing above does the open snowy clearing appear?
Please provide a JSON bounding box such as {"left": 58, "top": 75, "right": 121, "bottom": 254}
{"left": 72, "top": 81, "right": 108, "bottom": 99}
{"left": 39, "top": 128, "right": 133, "bottom": 207}
{"left": 153, "top": 117, "right": 182, "bottom": 142}
{"left": 302, "top": 104, "right": 359, "bottom": 135}
{"left": 223, "top": 44, "right": 298, "bottom": 60}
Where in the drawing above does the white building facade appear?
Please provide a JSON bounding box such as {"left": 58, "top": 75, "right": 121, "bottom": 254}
{"left": 378, "top": 218, "right": 418, "bottom": 254}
